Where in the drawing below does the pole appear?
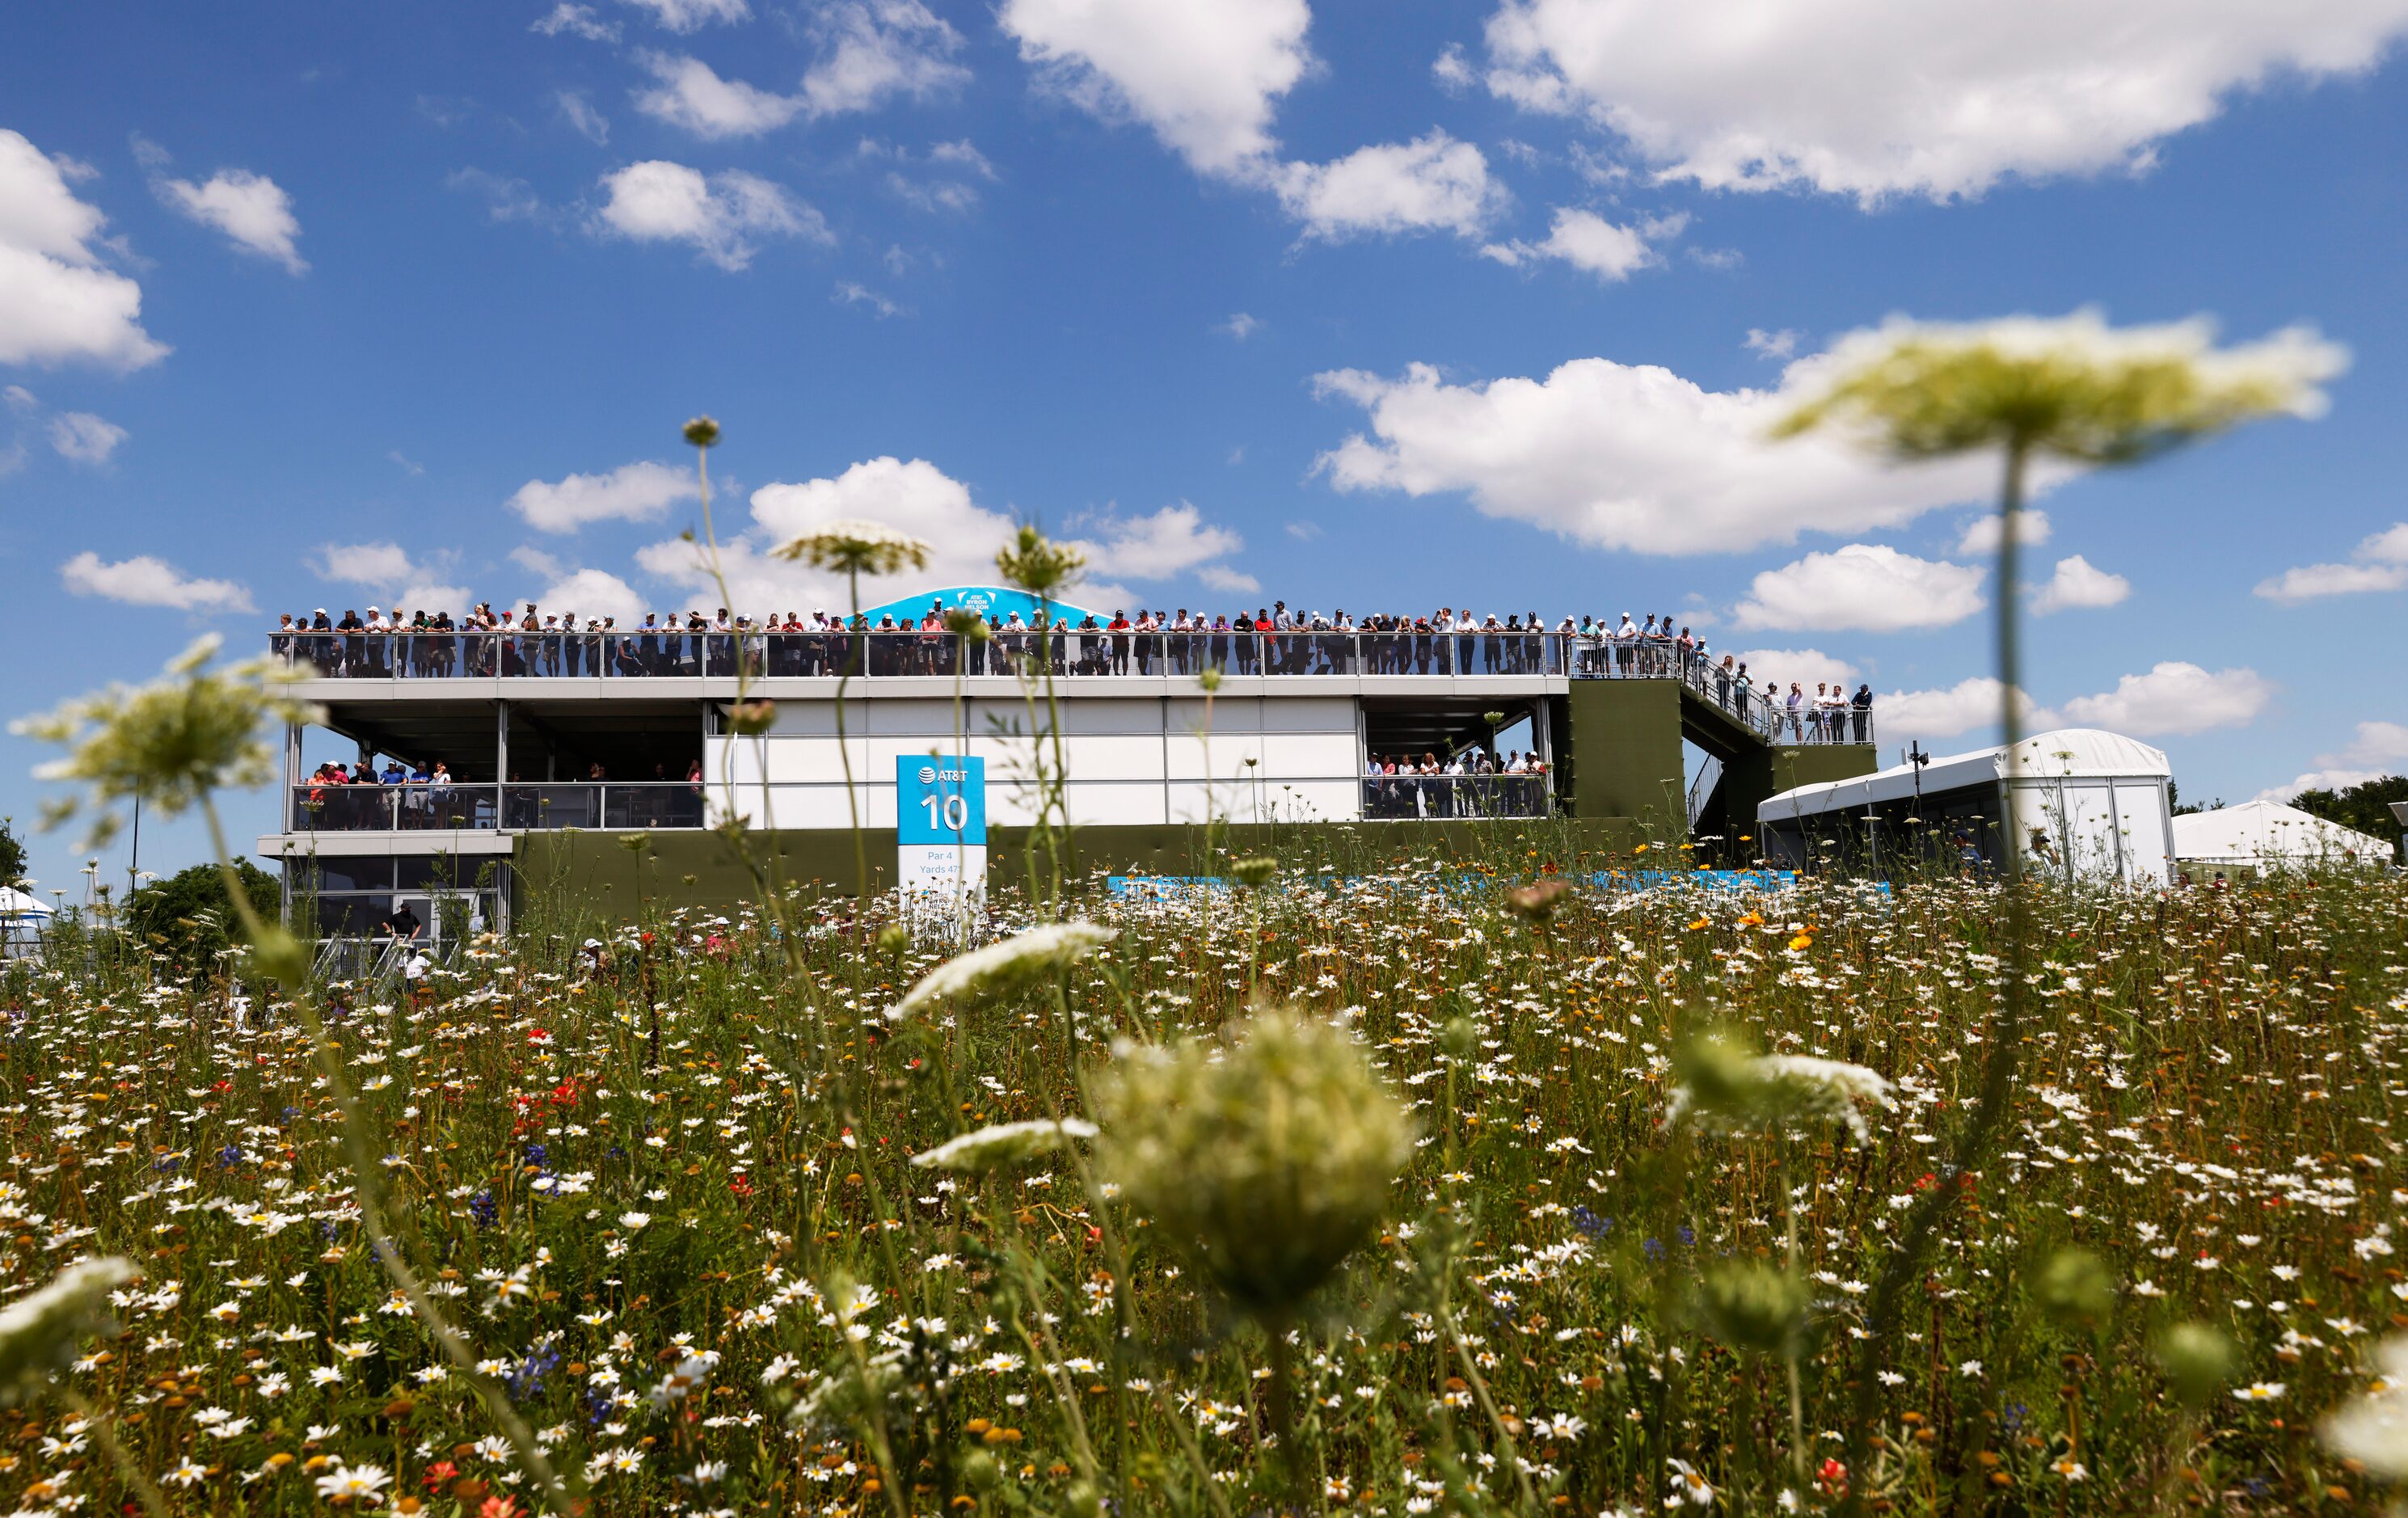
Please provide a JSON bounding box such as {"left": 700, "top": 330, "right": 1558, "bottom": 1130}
{"left": 128, "top": 794, "right": 141, "bottom": 900}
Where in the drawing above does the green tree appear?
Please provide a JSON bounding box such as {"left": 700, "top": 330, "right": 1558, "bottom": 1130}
{"left": 0, "top": 818, "right": 25, "bottom": 888}
{"left": 2290, "top": 774, "right": 2408, "bottom": 862}
{"left": 124, "top": 858, "right": 281, "bottom": 967}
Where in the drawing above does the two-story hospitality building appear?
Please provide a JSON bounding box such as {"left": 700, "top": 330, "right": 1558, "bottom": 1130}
{"left": 258, "top": 589, "right": 1877, "bottom": 940}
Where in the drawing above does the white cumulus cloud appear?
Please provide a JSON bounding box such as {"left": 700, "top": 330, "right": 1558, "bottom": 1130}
{"left": 619, "top": 0, "right": 750, "bottom": 32}
{"left": 2255, "top": 719, "right": 2408, "bottom": 800}
{"left": 153, "top": 166, "right": 306, "bottom": 273}
{"left": 1955, "top": 508, "right": 2052, "bottom": 555}
{"left": 527, "top": 567, "right": 651, "bottom": 628}
{"left": 47, "top": 411, "right": 126, "bottom": 464}
{"left": 61, "top": 550, "right": 254, "bottom": 614}
{"left": 511, "top": 460, "right": 701, "bottom": 532}
{"left": 1276, "top": 131, "right": 1503, "bottom": 240}
{"left": 1074, "top": 501, "right": 1245, "bottom": 580}
{"left": 1477, "top": 0, "right": 2408, "bottom": 202}
{"left": 801, "top": 0, "right": 971, "bottom": 117}
{"left": 1482, "top": 207, "right": 1683, "bottom": 280}
{"left": 633, "top": 53, "right": 803, "bottom": 137}
{"left": 2027, "top": 554, "right": 2131, "bottom": 615}
{"left": 1002, "top": 0, "right": 1311, "bottom": 177}
{"left": 2254, "top": 520, "right": 2408, "bottom": 603}
{"left": 0, "top": 129, "right": 168, "bottom": 371}
{"left": 1871, "top": 677, "right": 2043, "bottom": 745}
{"left": 2053, "top": 661, "right": 2272, "bottom": 736}
{"left": 1731, "top": 648, "right": 1859, "bottom": 687}
{"left": 1732, "top": 544, "right": 1986, "bottom": 632}
{"left": 1000, "top": 0, "right": 1501, "bottom": 240}
{"left": 534, "top": 3, "right": 622, "bottom": 41}
{"left": 310, "top": 541, "right": 422, "bottom": 584}
{"left": 593, "top": 161, "right": 829, "bottom": 270}
{"left": 635, "top": 457, "right": 1246, "bottom": 611}
{"left": 1311, "top": 351, "right": 2014, "bottom": 555}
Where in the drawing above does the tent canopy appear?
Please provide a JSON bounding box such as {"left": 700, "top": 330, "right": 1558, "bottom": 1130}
{"left": 2170, "top": 799, "right": 2388, "bottom": 865}
{"left": 0, "top": 886, "right": 53, "bottom": 920}
{"left": 857, "top": 585, "right": 1102, "bottom": 627}
{"left": 1761, "top": 727, "right": 2171, "bottom": 820}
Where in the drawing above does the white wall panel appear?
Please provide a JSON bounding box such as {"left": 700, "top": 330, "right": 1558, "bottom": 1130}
{"left": 1260, "top": 732, "right": 1360, "bottom": 778}
{"left": 762, "top": 700, "right": 867, "bottom": 737}
{"left": 1165, "top": 732, "right": 1265, "bottom": 779}
{"left": 1063, "top": 782, "right": 1170, "bottom": 826}
{"left": 1258, "top": 697, "right": 1355, "bottom": 733}
{"left": 1167, "top": 780, "right": 1259, "bottom": 825}
{"left": 1166, "top": 698, "right": 1259, "bottom": 736}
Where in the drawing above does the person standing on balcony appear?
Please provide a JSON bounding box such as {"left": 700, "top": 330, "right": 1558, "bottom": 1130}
{"left": 1851, "top": 683, "right": 1874, "bottom": 742}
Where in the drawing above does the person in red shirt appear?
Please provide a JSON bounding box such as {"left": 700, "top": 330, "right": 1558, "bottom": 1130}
{"left": 1108, "top": 610, "right": 1132, "bottom": 675}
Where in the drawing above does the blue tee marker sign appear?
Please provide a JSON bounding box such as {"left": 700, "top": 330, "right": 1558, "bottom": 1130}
{"left": 896, "top": 754, "right": 986, "bottom": 896}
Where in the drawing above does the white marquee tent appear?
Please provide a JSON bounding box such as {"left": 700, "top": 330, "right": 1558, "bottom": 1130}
{"left": 1760, "top": 727, "right": 2175, "bottom": 885}
{"left": 0, "top": 886, "right": 53, "bottom": 959}
{"left": 2171, "top": 799, "right": 2389, "bottom": 870}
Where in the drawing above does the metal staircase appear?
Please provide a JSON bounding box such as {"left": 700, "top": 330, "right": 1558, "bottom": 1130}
{"left": 1686, "top": 754, "right": 1723, "bottom": 832}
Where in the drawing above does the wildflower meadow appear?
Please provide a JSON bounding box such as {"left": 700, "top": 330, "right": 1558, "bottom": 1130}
{"left": 2, "top": 851, "right": 2405, "bottom": 1516}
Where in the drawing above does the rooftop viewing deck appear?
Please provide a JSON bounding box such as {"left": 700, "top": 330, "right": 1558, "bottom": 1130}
{"left": 269, "top": 629, "right": 1871, "bottom": 748}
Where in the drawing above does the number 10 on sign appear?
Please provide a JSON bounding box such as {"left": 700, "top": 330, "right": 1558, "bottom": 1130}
{"left": 896, "top": 755, "right": 987, "bottom": 896}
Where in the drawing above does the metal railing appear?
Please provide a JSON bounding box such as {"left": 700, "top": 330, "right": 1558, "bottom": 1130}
{"left": 1360, "top": 774, "right": 1553, "bottom": 820}
{"left": 289, "top": 782, "right": 706, "bottom": 833}
{"left": 268, "top": 626, "right": 1868, "bottom": 702}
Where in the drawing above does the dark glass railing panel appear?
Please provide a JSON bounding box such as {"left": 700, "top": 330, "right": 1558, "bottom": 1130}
{"left": 289, "top": 785, "right": 500, "bottom": 832}
{"left": 261, "top": 631, "right": 1873, "bottom": 743}
{"left": 1359, "top": 774, "right": 1553, "bottom": 820}
{"left": 284, "top": 782, "right": 714, "bottom": 833}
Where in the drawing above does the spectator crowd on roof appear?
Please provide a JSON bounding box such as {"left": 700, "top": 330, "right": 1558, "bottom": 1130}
{"left": 272, "top": 597, "right": 1872, "bottom": 741}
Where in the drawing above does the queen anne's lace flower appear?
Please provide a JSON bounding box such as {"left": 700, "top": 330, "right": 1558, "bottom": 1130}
{"left": 885, "top": 921, "right": 1114, "bottom": 1022}
{"left": 910, "top": 1119, "right": 1099, "bottom": 1173}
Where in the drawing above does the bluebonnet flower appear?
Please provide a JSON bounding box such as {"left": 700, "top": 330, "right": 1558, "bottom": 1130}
{"left": 1571, "top": 1207, "right": 1612, "bottom": 1239}
{"left": 469, "top": 1191, "right": 498, "bottom": 1229}
{"left": 2000, "top": 1402, "right": 2028, "bottom": 1435}
{"left": 525, "top": 1142, "right": 549, "bottom": 1169}
{"left": 1643, "top": 1238, "right": 1666, "bottom": 1261}
{"left": 217, "top": 1144, "right": 243, "bottom": 1168}
{"left": 1677, "top": 1225, "right": 1695, "bottom": 1248}
{"left": 154, "top": 1154, "right": 179, "bottom": 1172}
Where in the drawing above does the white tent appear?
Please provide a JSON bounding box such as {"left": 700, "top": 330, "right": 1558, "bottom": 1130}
{"left": 1760, "top": 727, "right": 2175, "bottom": 885}
{"left": 2171, "top": 799, "right": 2389, "bottom": 869}
{"left": 0, "top": 886, "right": 53, "bottom": 959}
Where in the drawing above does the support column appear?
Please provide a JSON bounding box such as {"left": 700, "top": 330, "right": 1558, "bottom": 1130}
{"left": 1531, "top": 699, "right": 1554, "bottom": 813}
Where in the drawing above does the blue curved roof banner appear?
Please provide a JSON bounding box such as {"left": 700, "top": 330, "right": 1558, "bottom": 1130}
{"left": 856, "top": 585, "right": 1100, "bottom": 626}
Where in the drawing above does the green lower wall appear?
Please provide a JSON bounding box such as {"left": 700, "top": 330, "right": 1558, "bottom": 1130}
{"left": 512, "top": 816, "right": 1669, "bottom": 916}
{"left": 1563, "top": 681, "right": 1687, "bottom": 826}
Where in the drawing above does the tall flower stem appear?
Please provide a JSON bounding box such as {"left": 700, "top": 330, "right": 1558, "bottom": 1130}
{"left": 1838, "top": 437, "right": 2031, "bottom": 1506}
{"left": 59, "top": 1389, "right": 168, "bottom": 1518}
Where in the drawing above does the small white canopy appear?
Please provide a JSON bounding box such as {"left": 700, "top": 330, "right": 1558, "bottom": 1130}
{"left": 2171, "top": 799, "right": 2389, "bottom": 867}
{"left": 0, "top": 886, "right": 52, "bottom": 921}
{"left": 1762, "top": 727, "right": 2172, "bottom": 818}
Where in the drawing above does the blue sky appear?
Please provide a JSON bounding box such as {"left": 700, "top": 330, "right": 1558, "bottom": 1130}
{"left": 5, "top": 0, "right": 2407, "bottom": 896}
